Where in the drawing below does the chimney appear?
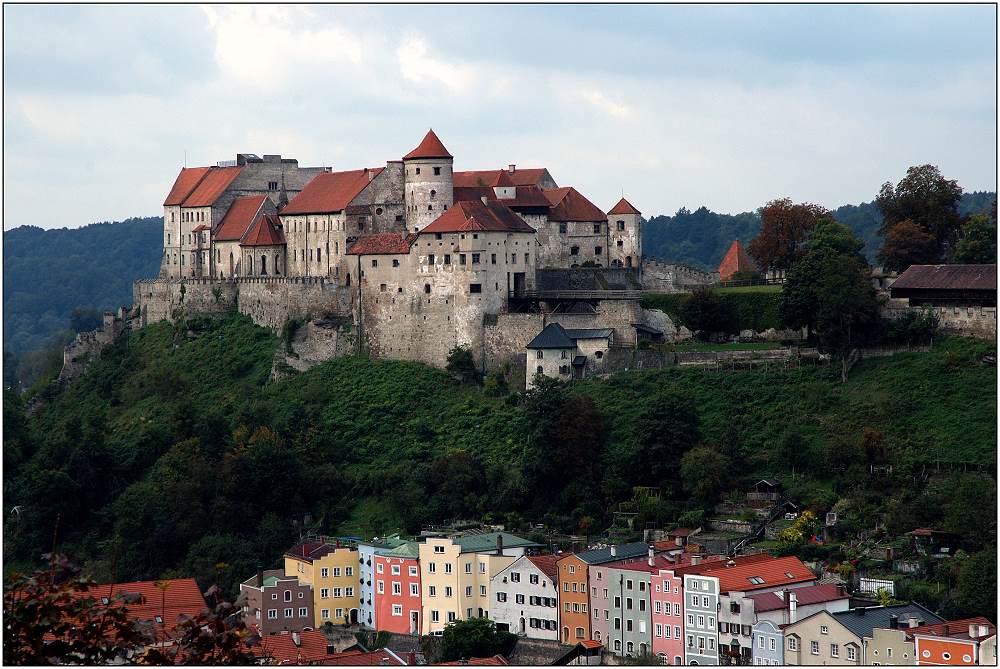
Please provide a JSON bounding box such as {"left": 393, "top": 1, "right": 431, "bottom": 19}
{"left": 789, "top": 591, "right": 798, "bottom": 624}
{"left": 327, "top": 644, "right": 336, "bottom": 655}
{"left": 368, "top": 169, "right": 374, "bottom": 182}
{"left": 610, "top": 545, "right": 617, "bottom": 558}
{"left": 691, "top": 555, "right": 701, "bottom": 566}
{"left": 889, "top": 615, "right": 899, "bottom": 629}
{"left": 496, "top": 534, "right": 504, "bottom": 556}
{"left": 256, "top": 567, "right": 264, "bottom": 588}
{"left": 726, "top": 559, "right": 736, "bottom": 567}
{"left": 292, "top": 632, "right": 301, "bottom": 647}
{"left": 908, "top": 616, "right": 920, "bottom": 628}
{"left": 508, "top": 164, "right": 516, "bottom": 174}
{"left": 648, "top": 546, "right": 655, "bottom": 567}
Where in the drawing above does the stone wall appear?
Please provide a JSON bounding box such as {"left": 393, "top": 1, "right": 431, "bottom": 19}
{"left": 58, "top": 310, "right": 127, "bottom": 384}
{"left": 272, "top": 318, "right": 358, "bottom": 379}
{"left": 883, "top": 300, "right": 997, "bottom": 340}
{"left": 641, "top": 259, "right": 716, "bottom": 292}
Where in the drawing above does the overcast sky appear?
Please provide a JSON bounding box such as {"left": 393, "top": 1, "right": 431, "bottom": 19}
{"left": 3, "top": 4, "right": 996, "bottom": 230}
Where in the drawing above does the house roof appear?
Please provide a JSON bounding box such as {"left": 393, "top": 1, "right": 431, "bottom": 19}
{"left": 386, "top": 541, "right": 422, "bottom": 560}
{"left": 453, "top": 184, "right": 552, "bottom": 212}
{"left": 909, "top": 528, "right": 957, "bottom": 538}
{"left": 829, "top": 603, "right": 944, "bottom": 641}
{"left": 319, "top": 649, "right": 408, "bottom": 665}
{"left": 526, "top": 323, "right": 575, "bottom": 349}
{"left": 241, "top": 214, "right": 285, "bottom": 247}
{"left": 707, "top": 555, "right": 815, "bottom": 593}
{"left": 608, "top": 198, "right": 641, "bottom": 216}
{"left": 908, "top": 617, "right": 996, "bottom": 641}
{"left": 718, "top": 239, "right": 757, "bottom": 280}
{"left": 164, "top": 167, "right": 211, "bottom": 206}
{"left": 452, "top": 531, "right": 542, "bottom": 554}
{"left": 527, "top": 555, "right": 561, "bottom": 582}
{"left": 403, "top": 129, "right": 452, "bottom": 161}
{"left": 81, "top": 578, "right": 207, "bottom": 642}
{"left": 575, "top": 541, "right": 652, "bottom": 565}
{"left": 346, "top": 232, "right": 417, "bottom": 255}
{"left": 891, "top": 264, "right": 997, "bottom": 292}
{"left": 607, "top": 552, "right": 707, "bottom": 575}
{"left": 281, "top": 168, "right": 381, "bottom": 215}
{"left": 254, "top": 630, "right": 333, "bottom": 665}
{"left": 453, "top": 168, "right": 551, "bottom": 188}
{"left": 284, "top": 539, "right": 352, "bottom": 562}
{"left": 564, "top": 328, "right": 614, "bottom": 340}
{"left": 421, "top": 199, "right": 536, "bottom": 235}
{"left": 434, "top": 655, "right": 509, "bottom": 665}
{"left": 214, "top": 195, "right": 269, "bottom": 242}
{"left": 543, "top": 187, "right": 607, "bottom": 222}
{"left": 747, "top": 584, "right": 847, "bottom": 613}
{"left": 182, "top": 166, "right": 243, "bottom": 207}
{"left": 671, "top": 527, "right": 696, "bottom": 537}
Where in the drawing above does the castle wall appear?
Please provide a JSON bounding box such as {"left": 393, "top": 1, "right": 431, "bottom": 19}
{"left": 882, "top": 299, "right": 997, "bottom": 340}
{"left": 641, "top": 259, "right": 717, "bottom": 292}
{"left": 608, "top": 213, "right": 641, "bottom": 268}
{"left": 535, "top": 220, "right": 607, "bottom": 268}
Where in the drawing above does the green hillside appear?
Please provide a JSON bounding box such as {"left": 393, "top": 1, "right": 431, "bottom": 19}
{"left": 4, "top": 314, "right": 994, "bottom": 608}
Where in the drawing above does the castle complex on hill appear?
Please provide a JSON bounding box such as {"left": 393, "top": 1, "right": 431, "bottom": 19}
{"left": 132, "top": 130, "right": 696, "bottom": 382}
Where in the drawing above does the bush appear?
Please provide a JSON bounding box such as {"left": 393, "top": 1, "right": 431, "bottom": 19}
{"left": 882, "top": 310, "right": 939, "bottom": 346}
{"left": 642, "top": 290, "right": 784, "bottom": 335}
{"left": 446, "top": 346, "right": 480, "bottom": 384}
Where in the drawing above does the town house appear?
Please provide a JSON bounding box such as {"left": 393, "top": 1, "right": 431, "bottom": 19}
{"left": 491, "top": 554, "right": 561, "bottom": 641}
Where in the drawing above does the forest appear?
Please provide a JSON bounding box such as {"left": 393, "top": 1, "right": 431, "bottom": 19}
{"left": 4, "top": 313, "right": 995, "bottom": 621}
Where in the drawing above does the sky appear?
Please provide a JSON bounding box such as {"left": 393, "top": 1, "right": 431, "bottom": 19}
{"left": 3, "top": 4, "right": 997, "bottom": 230}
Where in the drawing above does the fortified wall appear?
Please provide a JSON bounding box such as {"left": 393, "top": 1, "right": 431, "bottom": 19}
{"left": 882, "top": 299, "right": 997, "bottom": 340}
{"left": 58, "top": 309, "right": 130, "bottom": 384}
{"left": 641, "top": 259, "right": 717, "bottom": 293}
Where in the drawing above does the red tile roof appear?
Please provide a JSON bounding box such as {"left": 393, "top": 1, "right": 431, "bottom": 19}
{"left": 747, "top": 584, "right": 847, "bottom": 613}
{"left": 543, "top": 187, "right": 607, "bottom": 222}
{"left": 673, "top": 553, "right": 777, "bottom": 577}
{"left": 281, "top": 169, "right": 382, "bottom": 215}
{"left": 84, "top": 578, "right": 207, "bottom": 642}
{"left": 670, "top": 527, "right": 695, "bottom": 537}
{"left": 241, "top": 214, "right": 285, "bottom": 247}
{"left": 718, "top": 239, "right": 757, "bottom": 280}
{"left": 527, "top": 555, "right": 560, "bottom": 582}
{"left": 454, "top": 168, "right": 552, "bottom": 188}
{"left": 908, "top": 617, "right": 997, "bottom": 641}
{"left": 164, "top": 167, "right": 211, "bottom": 206}
{"left": 320, "top": 649, "right": 408, "bottom": 665}
{"left": 182, "top": 167, "right": 243, "bottom": 207}
{"left": 403, "top": 129, "right": 452, "bottom": 161}
{"left": 254, "top": 630, "right": 334, "bottom": 665}
{"left": 435, "top": 655, "right": 509, "bottom": 665}
{"left": 215, "top": 195, "right": 269, "bottom": 242}
{"left": 191, "top": 224, "right": 210, "bottom": 232}
{"left": 608, "top": 198, "right": 641, "bottom": 216}
{"left": 347, "top": 232, "right": 418, "bottom": 255}
{"left": 891, "top": 264, "right": 997, "bottom": 292}
{"left": 453, "top": 184, "right": 552, "bottom": 212}
{"left": 579, "top": 640, "right": 603, "bottom": 650}
{"left": 421, "top": 200, "right": 536, "bottom": 234}
{"left": 696, "top": 555, "right": 815, "bottom": 593}
{"left": 285, "top": 539, "right": 340, "bottom": 563}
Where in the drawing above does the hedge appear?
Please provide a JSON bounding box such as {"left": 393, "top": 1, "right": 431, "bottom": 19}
{"left": 641, "top": 291, "right": 784, "bottom": 333}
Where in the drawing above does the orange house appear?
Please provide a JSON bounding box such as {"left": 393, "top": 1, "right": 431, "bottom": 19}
{"left": 912, "top": 617, "right": 996, "bottom": 666}
{"left": 556, "top": 554, "right": 590, "bottom": 644}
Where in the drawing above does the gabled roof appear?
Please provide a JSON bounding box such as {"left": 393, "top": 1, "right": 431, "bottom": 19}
{"left": 607, "top": 552, "right": 706, "bottom": 575}
{"left": 434, "top": 655, "right": 509, "bottom": 666}
{"left": 452, "top": 531, "right": 542, "bottom": 554}
{"left": 747, "top": 583, "right": 847, "bottom": 613}
{"left": 829, "top": 603, "right": 944, "bottom": 641}
{"left": 81, "top": 578, "right": 207, "bottom": 642}
{"left": 891, "top": 264, "right": 997, "bottom": 292}
{"left": 526, "top": 323, "right": 575, "bottom": 349}
{"left": 608, "top": 198, "right": 641, "bottom": 216}
{"left": 215, "top": 195, "right": 269, "bottom": 242}
{"left": 420, "top": 199, "right": 536, "bottom": 234}
{"left": 255, "top": 630, "right": 334, "bottom": 665}
{"left": 564, "top": 328, "right": 614, "bottom": 340}
{"left": 543, "top": 187, "right": 607, "bottom": 222}
{"left": 454, "top": 168, "right": 553, "bottom": 188}
{"left": 281, "top": 168, "right": 382, "bottom": 215}
{"left": 575, "top": 541, "right": 651, "bottom": 565}
{"left": 241, "top": 214, "right": 285, "bottom": 247}
{"left": 285, "top": 539, "right": 349, "bottom": 563}
{"left": 164, "top": 167, "right": 211, "bottom": 206}
{"left": 718, "top": 239, "right": 757, "bottom": 280}
{"left": 320, "top": 649, "right": 408, "bottom": 666}
{"left": 182, "top": 166, "right": 243, "bottom": 207}
{"left": 453, "top": 184, "right": 552, "bottom": 213}
{"left": 908, "top": 616, "right": 996, "bottom": 641}
{"left": 347, "top": 232, "right": 417, "bottom": 255}
{"left": 403, "top": 129, "right": 452, "bottom": 161}
{"left": 526, "top": 555, "right": 560, "bottom": 582}
{"left": 386, "top": 541, "right": 422, "bottom": 560}
{"left": 702, "top": 555, "right": 815, "bottom": 593}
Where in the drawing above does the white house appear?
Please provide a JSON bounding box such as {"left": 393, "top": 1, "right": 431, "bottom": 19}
{"left": 490, "top": 555, "right": 561, "bottom": 640}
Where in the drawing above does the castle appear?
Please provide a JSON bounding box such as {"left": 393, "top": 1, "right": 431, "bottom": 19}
{"left": 136, "top": 130, "right": 680, "bottom": 381}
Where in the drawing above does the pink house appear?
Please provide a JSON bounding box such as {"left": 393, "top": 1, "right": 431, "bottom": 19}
{"left": 651, "top": 567, "right": 686, "bottom": 665}
{"left": 373, "top": 543, "right": 421, "bottom": 635}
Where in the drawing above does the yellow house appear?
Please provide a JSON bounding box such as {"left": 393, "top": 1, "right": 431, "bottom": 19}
{"left": 418, "top": 532, "right": 542, "bottom": 635}
{"left": 284, "top": 539, "right": 361, "bottom": 628}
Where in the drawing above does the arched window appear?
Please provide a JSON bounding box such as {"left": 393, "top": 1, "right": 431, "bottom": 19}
{"left": 427, "top": 205, "right": 433, "bottom": 211}
{"left": 229, "top": 252, "right": 234, "bottom": 276}
{"left": 536, "top": 350, "right": 543, "bottom": 359}
{"left": 261, "top": 255, "right": 267, "bottom": 275}
{"left": 248, "top": 256, "right": 254, "bottom": 274}
{"left": 614, "top": 640, "right": 621, "bottom": 652}
{"left": 626, "top": 642, "right": 634, "bottom": 654}
{"left": 275, "top": 254, "right": 281, "bottom": 275}
{"left": 430, "top": 189, "right": 436, "bottom": 199}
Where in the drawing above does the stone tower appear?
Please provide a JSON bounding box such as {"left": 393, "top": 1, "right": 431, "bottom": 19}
{"left": 608, "top": 197, "right": 642, "bottom": 269}
{"left": 403, "top": 129, "right": 454, "bottom": 232}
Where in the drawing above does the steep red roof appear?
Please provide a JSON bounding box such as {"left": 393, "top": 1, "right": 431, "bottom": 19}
{"left": 747, "top": 584, "right": 847, "bottom": 613}
{"left": 527, "top": 555, "right": 560, "bottom": 582}
{"left": 454, "top": 168, "right": 551, "bottom": 188}
{"left": 673, "top": 553, "right": 775, "bottom": 577}
{"left": 608, "top": 198, "right": 641, "bottom": 216}
{"left": 347, "top": 233, "right": 418, "bottom": 255}
{"left": 164, "top": 167, "right": 211, "bottom": 206}
{"left": 215, "top": 195, "right": 269, "bottom": 242}
{"left": 319, "top": 649, "right": 407, "bottom": 665}
{"left": 403, "top": 129, "right": 452, "bottom": 161}
{"left": 281, "top": 168, "right": 382, "bottom": 215}
{"left": 453, "top": 184, "right": 552, "bottom": 212}
{"left": 718, "top": 239, "right": 757, "bottom": 280}
{"left": 908, "top": 617, "right": 996, "bottom": 641}
{"left": 182, "top": 167, "right": 243, "bottom": 207}
{"left": 543, "top": 187, "right": 607, "bottom": 222}
{"left": 435, "top": 655, "right": 509, "bottom": 666}
{"left": 241, "top": 214, "right": 285, "bottom": 247}
{"left": 255, "top": 630, "right": 334, "bottom": 665}
{"left": 421, "top": 200, "right": 536, "bottom": 234}
{"left": 698, "top": 555, "right": 815, "bottom": 593}
{"left": 84, "top": 579, "right": 207, "bottom": 642}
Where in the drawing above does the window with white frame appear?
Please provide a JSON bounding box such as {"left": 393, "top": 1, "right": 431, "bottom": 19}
{"left": 392, "top": 605, "right": 403, "bottom": 616}
{"left": 811, "top": 641, "right": 820, "bottom": 655}
{"left": 268, "top": 610, "right": 277, "bottom": 619}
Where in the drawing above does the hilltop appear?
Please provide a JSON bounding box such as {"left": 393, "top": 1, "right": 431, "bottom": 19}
{"left": 4, "top": 314, "right": 994, "bottom": 606}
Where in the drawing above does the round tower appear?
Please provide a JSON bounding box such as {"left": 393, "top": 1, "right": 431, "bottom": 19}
{"left": 608, "top": 197, "right": 642, "bottom": 269}
{"left": 403, "top": 129, "right": 454, "bottom": 232}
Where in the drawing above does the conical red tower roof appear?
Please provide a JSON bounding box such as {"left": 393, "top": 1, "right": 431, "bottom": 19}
{"left": 608, "top": 197, "right": 641, "bottom": 215}
{"left": 403, "top": 129, "right": 452, "bottom": 160}
{"left": 718, "top": 239, "right": 757, "bottom": 280}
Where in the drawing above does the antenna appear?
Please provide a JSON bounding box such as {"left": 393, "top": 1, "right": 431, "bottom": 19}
{"left": 184, "top": 149, "right": 187, "bottom": 168}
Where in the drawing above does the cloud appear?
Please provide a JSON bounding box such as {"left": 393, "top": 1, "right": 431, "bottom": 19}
{"left": 397, "top": 35, "right": 476, "bottom": 93}
{"left": 580, "top": 90, "right": 633, "bottom": 119}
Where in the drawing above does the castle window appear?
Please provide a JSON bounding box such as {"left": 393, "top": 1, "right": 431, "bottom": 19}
{"left": 595, "top": 246, "right": 603, "bottom": 255}
{"left": 434, "top": 167, "right": 441, "bottom": 176}
{"left": 415, "top": 167, "right": 421, "bottom": 175}
{"left": 490, "top": 254, "right": 496, "bottom": 264}
{"left": 537, "top": 350, "right": 543, "bottom": 359}
{"left": 559, "top": 223, "right": 567, "bottom": 234}
{"left": 444, "top": 204, "right": 447, "bottom": 210}
{"left": 470, "top": 284, "right": 482, "bottom": 293}
{"left": 524, "top": 253, "right": 529, "bottom": 264}
{"left": 268, "top": 181, "right": 278, "bottom": 190}
{"left": 435, "top": 233, "right": 442, "bottom": 240}
{"left": 459, "top": 254, "right": 466, "bottom": 265}
{"left": 375, "top": 207, "right": 383, "bottom": 215}
{"left": 427, "top": 205, "right": 433, "bottom": 211}
{"left": 430, "top": 189, "right": 437, "bottom": 199}
{"left": 444, "top": 254, "right": 451, "bottom": 265}
{"left": 317, "top": 247, "right": 321, "bottom": 261}
{"left": 261, "top": 255, "right": 268, "bottom": 275}
{"left": 380, "top": 284, "right": 387, "bottom": 292}
{"left": 167, "top": 234, "right": 171, "bottom": 244}
{"left": 372, "top": 259, "right": 378, "bottom": 268}
{"left": 596, "top": 351, "right": 604, "bottom": 359}
{"left": 358, "top": 220, "right": 365, "bottom": 232}
{"left": 171, "top": 213, "right": 175, "bottom": 223}
{"left": 428, "top": 254, "right": 435, "bottom": 264}
{"left": 537, "top": 366, "right": 544, "bottom": 374}
{"left": 471, "top": 253, "right": 480, "bottom": 264}
{"left": 617, "top": 220, "right": 625, "bottom": 231}
{"left": 392, "top": 259, "right": 399, "bottom": 268}
{"left": 561, "top": 350, "right": 568, "bottom": 359}
{"left": 395, "top": 214, "right": 403, "bottom": 222}
{"left": 617, "top": 240, "right": 624, "bottom": 247}
{"left": 594, "top": 224, "right": 601, "bottom": 234}
{"left": 424, "top": 284, "right": 431, "bottom": 294}
{"left": 559, "top": 365, "right": 569, "bottom": 374}
{"left": 310, "top": 249, "right": 314, "bottom": 261}
{"left": 570, "top": 246, "right": 579, "bottom": 256}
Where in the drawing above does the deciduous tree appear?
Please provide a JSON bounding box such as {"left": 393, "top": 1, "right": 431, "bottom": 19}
{"left": 876, "top": 164, "right": 963, "bottom": 262}
{"left": 877, "top": 220, "right": 938, "bottom": 272}
{"left": 748, "top": 198, "right": 830, "bottom": 272}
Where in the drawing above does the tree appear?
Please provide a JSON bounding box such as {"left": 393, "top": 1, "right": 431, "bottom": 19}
{"left": 679, "top": 446, "right": 729, "bottom": 504}
{"left": 69, "top": 308, "right": 103, "bottom": 334}
{"left": 953, "top": 547, "right": 997, "bottom": 621}
{"left": 876, "top": 164, "right": 963, "bottom": 262}
{"left": 748, "top": 198, "right": 830, "bottom": 272}
{"left": 953, "top": 213, "right": 997, "bottom": 264}
{"left": 679, "top": 287, "right": 732, "bottom": 339}
{"left": 446, "top": 346, "right": 480, "bottom": 384}
{"left": 438, "top": 617, "right": 516, "bottom": 663}
{"left": 877, "top": 220, "right": 938, "bottom": 272}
